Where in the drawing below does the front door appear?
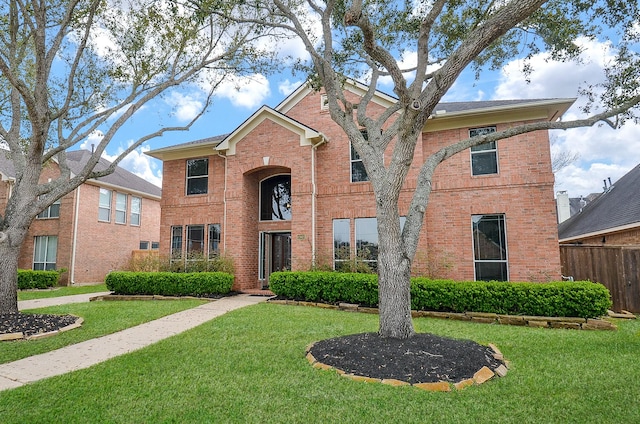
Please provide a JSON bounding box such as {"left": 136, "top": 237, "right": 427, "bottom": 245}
{"left": 260, "top": 232, "right": 291, "bottom": 288}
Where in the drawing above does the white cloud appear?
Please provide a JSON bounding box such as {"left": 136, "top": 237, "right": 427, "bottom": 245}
{"left": 492, "top": 37, "right": 640, "bottom": 197}
{"left": 279, "top": 79, "right": 303, "bottom": 96}
{"left": 166, "top": 91, "right": 203, "bottom": 122}
{"left": 101, "top": 141, "right": 163, "bottom": 188}
{"left": 79, "top": 130, "right": 104, "bottom": 151}
{"left": 215, "top": 74, "right": 271, "bottom": 109}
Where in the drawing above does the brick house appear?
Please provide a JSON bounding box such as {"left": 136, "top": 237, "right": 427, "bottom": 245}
{"left": 0, "top": 149, "right": 161, "bottom": 285}
{"left": 147, "top": 81, "right": 573, "bottom": 292}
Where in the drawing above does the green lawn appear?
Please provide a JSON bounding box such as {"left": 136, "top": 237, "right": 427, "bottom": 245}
{"left": 18, "top": 283, "right": 109, "bottom": 300}
{"left": 0, "top": 299, "right": 206, "bottom": 364}
{"left": 0, "top": 303, "right": 638, "bottom": 423}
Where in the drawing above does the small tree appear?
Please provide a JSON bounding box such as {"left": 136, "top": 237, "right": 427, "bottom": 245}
{"left": 0, "top": 0, "right": 283, "bottom": 313}
{"left": 214, "top": 0, "right": 640, "bottom": 338}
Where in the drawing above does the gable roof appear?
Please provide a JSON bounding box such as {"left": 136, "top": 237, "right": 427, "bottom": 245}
{"left": 0, "top": 148, "right": 161, "bottom": 199}
{"left": 558, "top": 163, "right": 640, "bottom": 242}
{"left": 146, "top": 80, "right": 574, "bottom": 161}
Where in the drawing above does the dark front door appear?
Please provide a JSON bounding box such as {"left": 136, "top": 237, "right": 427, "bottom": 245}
{"left": 261, "top": 232, "right": 291, "bottom": 288}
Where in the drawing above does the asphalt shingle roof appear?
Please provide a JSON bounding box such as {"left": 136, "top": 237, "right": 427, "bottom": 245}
{"left": 0, "top": 149, "right": 161, "bottom": 198}
{"left": 558, "top": 163, "right": 640, "bottom": 240}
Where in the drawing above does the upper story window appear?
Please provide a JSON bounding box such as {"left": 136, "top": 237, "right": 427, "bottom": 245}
{"left": 350, "top": 130, "right": 369, "bottom": 183}
{"left": 260, "top": 175, "right": 291, "bottom": 221}
{"left": 37, "top": 198, "right": 60, "bottom": 219}
{"left": 186, "top": 158, "right": 208, "bottom": 195}
{"left": 130, "top": 196, "right": 141, "bottom": 226}
{"left": 470, "top": 126, "right": 498, "bottom": 176}
{"left": 115, "top": 193, "right": 127, "bottom": 224}
{"left": 98, "top": 188, "right": 112, "bottom": 222}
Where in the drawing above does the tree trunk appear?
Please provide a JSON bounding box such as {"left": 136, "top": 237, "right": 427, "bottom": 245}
{"left": 376, "top": 205, "right": 416, "bottom": 339}
{"left": 0, "top": 235, "right": 21, "bottom": 313}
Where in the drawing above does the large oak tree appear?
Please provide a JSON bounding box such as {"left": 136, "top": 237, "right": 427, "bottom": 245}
{"left": 213, "top": 0, "right": 640, "bottom": 338}
{"left": 0, "top": 0, "right": 282, "bottom": 313}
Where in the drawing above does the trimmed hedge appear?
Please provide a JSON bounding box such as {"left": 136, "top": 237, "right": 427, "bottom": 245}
{"left": 105, "top": 271, "right": 234, "bottom": 297}
{"left": 18, "top": 270, "right": 60, "bottom": 290}
{"left": 269, "top": 271, "right": 612, "bottom": 318}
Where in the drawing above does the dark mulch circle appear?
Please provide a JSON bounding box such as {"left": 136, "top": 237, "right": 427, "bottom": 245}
{"left": 0, "top": 312, "right": 78, "bottom": 337}
{"left": 309, "top": 332, "right": 504, "bottom": 384}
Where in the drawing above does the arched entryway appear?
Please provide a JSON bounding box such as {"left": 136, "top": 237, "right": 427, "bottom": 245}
{"left": 258, "top": 174, "right": 292, "bottom": 288}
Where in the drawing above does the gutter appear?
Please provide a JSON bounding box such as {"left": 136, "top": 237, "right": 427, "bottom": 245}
{"left": 310, "top": 134, "right": 329, "bottom": 267}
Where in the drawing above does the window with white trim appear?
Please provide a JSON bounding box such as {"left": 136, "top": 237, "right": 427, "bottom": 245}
{"left": 470, "top": 126, "right": 498, "bottom": 175}
{"left": 37, "top": 199, "right": 61, "bottom": 219}
{"left": 333, "top": 219, "right": 350, "bottom": 271}
{"left": 186, "top": 158, "right": 208, "bottom": 195}
{"left": 33, "top": 236, "right": 57, "bottom": 270}
{"left": 350, "top": 130, "right": 369, "bottom": 182}
{"left": 472, "top": 214, "right": 508, "bottom": 281}
{"left": 171, "top": 226, "right": 183, "bottom": 259}
{"left": 115, "top": 193, "right": 127, "bottom": 224}
{"left": 98, "top": 188, "right": 112, "bottom": 222}
{"left": 130, "top": 196, "right": 141, "bottom": 226}
{"left": 208, "top": 224, "right": 221, "bottom": 259}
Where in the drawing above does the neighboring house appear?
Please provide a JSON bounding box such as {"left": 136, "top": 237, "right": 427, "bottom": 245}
{"left": 558, "top": 164, "right": 640, "bottom": 312}
{"left": 146, "top": 81, "right": 573, "bottom": 292}
{"left": 558, "top": 164, "right": 640, "bottom": 245}
{"left": 556, "top": 191, "right": 600, "bottom": 224}
{"left": 0, "top": 149, "right": 161, "bottom": 285}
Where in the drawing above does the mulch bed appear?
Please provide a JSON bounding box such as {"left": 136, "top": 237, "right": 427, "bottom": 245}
{"left": 0, "top": 313, "right": 77, "bottom": 337}
{"left": 309, "top": 332, "right": 504, "bottom": 384}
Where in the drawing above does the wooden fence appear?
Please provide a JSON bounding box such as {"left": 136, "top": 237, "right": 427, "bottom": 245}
{"left": 560, "top": 245, "right": 640, "bottom": 313}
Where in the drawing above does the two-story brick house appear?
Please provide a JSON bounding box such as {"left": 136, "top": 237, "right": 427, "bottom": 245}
{"left": 147, "top": 81, "right": 573, "bottom": 292}
{"left": 0, "top": 149, "right": 161, "bottom": 285}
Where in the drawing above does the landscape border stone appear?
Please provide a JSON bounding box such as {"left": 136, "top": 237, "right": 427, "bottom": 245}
{"left": 268, "top": 299, "right": 618, "bottom": 331}
{"left": 0, "top": 315, "right": 84, "bottom": 342}
{"left": 305, "top": 341, "right": 508, "bottom": 392}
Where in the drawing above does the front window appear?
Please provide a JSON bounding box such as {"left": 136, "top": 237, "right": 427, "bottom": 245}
{"left": 355, "top": 218, "right": 378, "bottom": 271}
{"left": 333, "top": 219, "right": 350, "bottom": 271}
{"left": 260, "top": 175, "right": 291, "bottom": 221}
{"left": 115, "top": 193, "right": 127, "bottom": 224}
{"left": 186, "top": 158, "right": 208, "bottom": 195}
{"left": 37, "top": 199, "right": 61, "bottom": 219}
{"left": 350, "top": 130, "right": 369, "bottom": 182}
{"left": 472, "top": 214, "right": 508, "bottom": 281}
{"left": 186, "top": 225, "right": 205, "bottom": 258}
{"left": 470, "top": 126, "right": 498, "bottom": 175}
{"left": 139, "top": 241, "right": 149, "bottom": 250}
{"left": 208, "top": 224, "right": 221, "bottom": 259}
{"left": 130, "top": 196, "right": 141, "bottom": 226}
{"left": 171, "top": 226, "right": 183, "bottom": 259}
{"left": 98, "top": 188, "right": 112, "bottom": 222}
{"left": 33, "top": 236, "right": 57, "bottom": 270}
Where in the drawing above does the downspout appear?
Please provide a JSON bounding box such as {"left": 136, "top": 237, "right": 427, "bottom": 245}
{"left": 70, "top": 185, "right": 81, "bottom": 285}
{"left": 311, "top": 135, "right": 328, "bottom": 267}
{"left": 217, "top": 152, "right": 228, "bottom": 251}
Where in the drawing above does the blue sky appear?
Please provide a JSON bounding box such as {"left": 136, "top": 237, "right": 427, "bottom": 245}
{"left": 90, "top": 33, "right": 640, "bottom": 200}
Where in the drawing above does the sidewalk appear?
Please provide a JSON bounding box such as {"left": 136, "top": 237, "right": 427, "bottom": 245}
{"left": 1, "top": 294, "right": 268, "bottom": 392}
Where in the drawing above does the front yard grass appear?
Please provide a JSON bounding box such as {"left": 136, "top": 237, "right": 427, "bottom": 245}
{"left": 18, "top": 283, "right": 109, "bottom": 301}
{"left": 0, "top": 302, "right": 638, "bottom": 423}
{"left": 0, "top": 299, "right": 206, "bottom": 364}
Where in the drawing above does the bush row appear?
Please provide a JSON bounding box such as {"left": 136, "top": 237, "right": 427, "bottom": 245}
{"left": 18, "top": 269, "right": 60, "bottom": 290}
{"left": 105, "top": 271, "right": 234, "bottom": 297}
{"left": 269, "top": 271, "right": 612, "bottom": 318}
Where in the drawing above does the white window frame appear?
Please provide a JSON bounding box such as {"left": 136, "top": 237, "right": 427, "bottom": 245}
{"left": 472, "top": 214, "right": 509, "bottom": 281}
{"left": 470, "top": 126, "right": 498, "bottom": 176}
{"left": 37, "top": 198, "right": 61, "bottom": 219}
{"left": 115, "top": 192, "right": 127, "bottom": 224}
{"left": 130, "top": 196, "right": 141, "bottom": 226}
{"left": 98, "top": 188, "right": 112, "bottom": 222}
{"left": 186, "top": 158, "right": 209, "bottom": 195}
{"left": 33, "top": 235, "right": 58, "bottom": 270}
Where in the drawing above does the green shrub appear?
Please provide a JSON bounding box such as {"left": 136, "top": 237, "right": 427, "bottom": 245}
{"left": 269, "top": 271, "right": 612, "bottom": 318}
{"left": 17, "top": 269, "right": 60, "bottom": 289}
{"left": 105, "top": 271, "right": 234, "bottom": 297}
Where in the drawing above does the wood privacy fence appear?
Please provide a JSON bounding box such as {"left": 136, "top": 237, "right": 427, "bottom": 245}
{"left": 560, "top": 245, "right": 640, "bottom": 313}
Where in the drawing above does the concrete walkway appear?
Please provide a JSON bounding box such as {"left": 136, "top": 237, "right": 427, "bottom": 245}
{"left": 0, "top": 294, "right": 268, "bottom": 392}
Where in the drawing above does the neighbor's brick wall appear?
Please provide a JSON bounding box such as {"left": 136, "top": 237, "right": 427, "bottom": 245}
{"left": 565, "top": 228, "right": 640, "bottom": 247}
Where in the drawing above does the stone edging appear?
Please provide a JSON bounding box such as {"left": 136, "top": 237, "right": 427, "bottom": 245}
{"left": 0, "top": 315, "right": 84, "bottom": 342}
{"left": 305, "top": 341, "right": 509, "bottom": 392}
{"left": 268, "top": 299, "right": 617, "bottom": 330}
